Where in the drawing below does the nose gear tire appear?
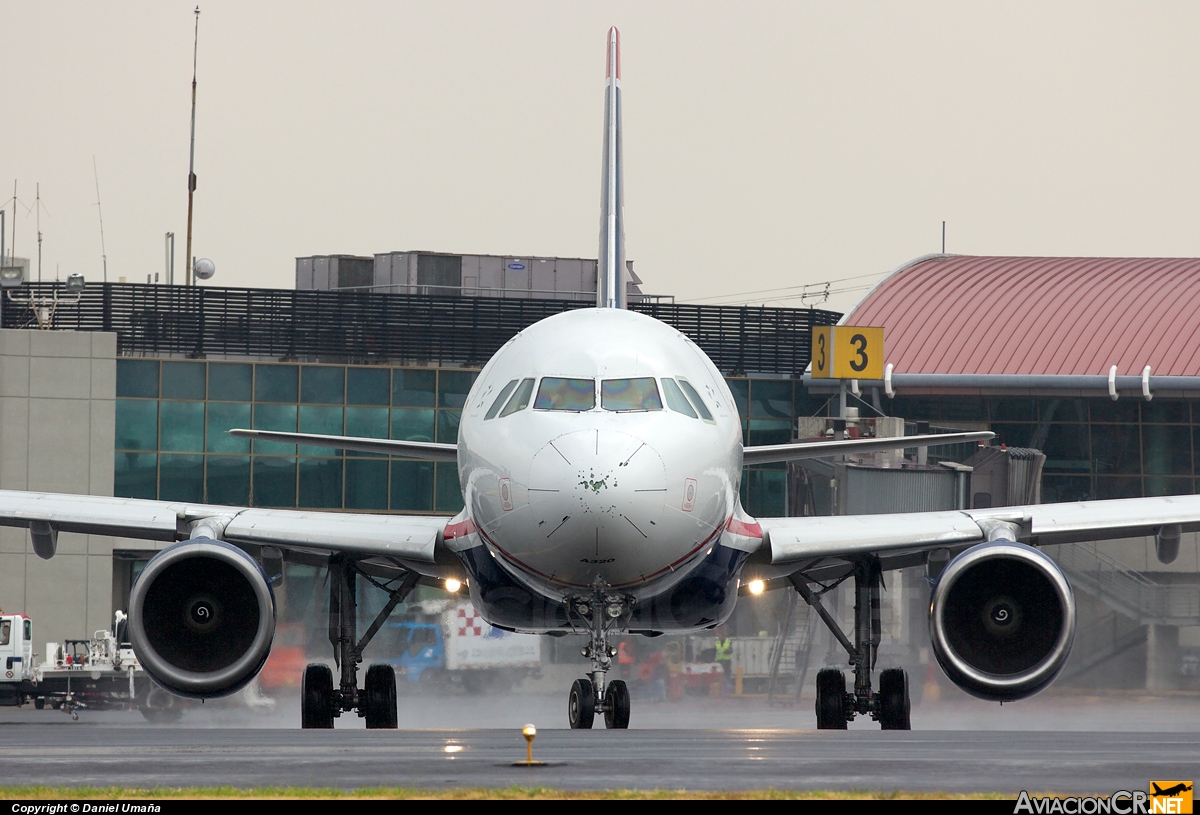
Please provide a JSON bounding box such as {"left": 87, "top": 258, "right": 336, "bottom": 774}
{"left": 568, "top": 677, "right": 596, "bottom": 729}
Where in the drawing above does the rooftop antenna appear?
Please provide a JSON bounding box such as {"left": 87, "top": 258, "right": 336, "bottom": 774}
{"left": 185, "top": 6, "right": 201, "bottom": 287}
{"left": 92, "top": 157, "right": 107, "bottom": 282}
{"left": 942, "top": 220, "right": 946, "bottom": 254}
{"left": 36, "top": 183, "right": 42, "bottom": 284}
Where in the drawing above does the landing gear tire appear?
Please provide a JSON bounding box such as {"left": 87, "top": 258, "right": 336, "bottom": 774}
{"left": 301, "top": 663, "right": 335, "bottom": 730}
{"left": 33, "top": 698, "right": 44, "bottom": 710}
{"left": 603, "top": 679, "right": 631, "bottom": 730}
{"left": 815, "top": 668, "right": 848, "bottom": 730}
{"left": 364, "top": 663, "right": 398, "bottom": 730}
{"left": 568, "top": 678, "right": 595, "bottom": 729}
{"left": 878, "top": 667, "right": 911, "bottom": 731}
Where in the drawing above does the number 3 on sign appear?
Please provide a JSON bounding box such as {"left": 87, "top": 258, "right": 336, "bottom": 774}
{"left": 810, "top": 326, "right": 884, "bottom": 380}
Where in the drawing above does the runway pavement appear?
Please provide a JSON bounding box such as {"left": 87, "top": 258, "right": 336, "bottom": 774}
{"left": 0, "top": 690, "right": 1197, "bottom": 794}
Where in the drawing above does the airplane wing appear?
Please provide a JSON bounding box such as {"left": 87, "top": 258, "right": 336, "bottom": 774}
{"left": 226, "top": 429, "right": 458, "bottom": 461}
{"left": 742, "top": 431, "right": 993, "bottom": 465}
{"left": 0, "top": 489, "right": 457, "bottom": 577}
{"left": 759, "top": 493, "right": 1200, "bottom": 571}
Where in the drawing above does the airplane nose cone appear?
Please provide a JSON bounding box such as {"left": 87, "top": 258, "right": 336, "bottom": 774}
{"left": 524, "top": 429, "right": 667, "bottom": 586}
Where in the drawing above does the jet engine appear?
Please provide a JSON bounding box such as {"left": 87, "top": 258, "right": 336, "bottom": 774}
{"left": 929, "top": 541, "right": 1075, "bottom": 702}
{"left": 128, "top": 538, "right": 275, "bottom": 698}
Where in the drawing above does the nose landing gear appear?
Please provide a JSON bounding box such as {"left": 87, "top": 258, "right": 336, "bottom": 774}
{"left": 566, "top": 582, "right": 633, "bottom": 729}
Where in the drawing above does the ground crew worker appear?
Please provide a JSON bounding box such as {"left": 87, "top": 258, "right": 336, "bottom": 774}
{"left": 714, "top": 627, "right": 733, "bottom": 680}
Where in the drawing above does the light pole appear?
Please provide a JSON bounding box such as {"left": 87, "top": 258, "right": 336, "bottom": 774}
{"left": 185, "top": 6, "right": 200, "bottom": 287}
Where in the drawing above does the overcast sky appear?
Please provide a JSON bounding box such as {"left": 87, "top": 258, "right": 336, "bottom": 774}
{"left": 4, "top": 1, "right": 1200, "bottom": 312}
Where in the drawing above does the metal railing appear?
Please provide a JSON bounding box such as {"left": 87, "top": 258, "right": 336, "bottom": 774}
{"left": 7, "top": 282, "right": 841, "bottom": 376}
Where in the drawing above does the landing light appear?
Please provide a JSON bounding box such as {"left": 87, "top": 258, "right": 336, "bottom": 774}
{"left": 747, "top": 579, "right": 765, "bottom": 596}
{"left": 445, "top": 578, "right": 462, "bottom": 594}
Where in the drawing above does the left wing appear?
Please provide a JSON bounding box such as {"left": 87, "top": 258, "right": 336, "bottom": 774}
{"left": 757, "top": 493, "right": 1200, "bottom": 575}
{"left": 0, "top": 489, "right": 458, "bottom": 578}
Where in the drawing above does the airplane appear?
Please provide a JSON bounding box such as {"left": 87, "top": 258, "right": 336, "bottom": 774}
{"left": 2, "top": 27, "right": 1200, "bottom": 732}
{"left": 1151, "top": 784, "right": 1193, "bottom": 798}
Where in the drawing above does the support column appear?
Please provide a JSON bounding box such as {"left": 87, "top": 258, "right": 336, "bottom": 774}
{"left": 1146, "top": 624, "right": 1180, "bottom": 691}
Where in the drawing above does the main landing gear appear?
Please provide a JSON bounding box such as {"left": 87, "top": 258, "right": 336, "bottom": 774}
{"left": 565, "top": 581, "right": 633, "bottom": 730}
{"left": 791, "top": 558, "right": 911, "bottom": 731}
{"left": 301, "top": 554, "right": 420, "bottom": 730}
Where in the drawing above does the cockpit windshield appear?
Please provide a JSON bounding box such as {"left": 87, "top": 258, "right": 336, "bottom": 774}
{"left": 601, "top": 378, "right": 663, "bottom": 412}
{"left": 676, "top": 378, "right": 714, "bottom": 421}
{"left": 534, "top": 378, "right": 596, "bottom": 411}
{"left": 498, "top": 378, "right": 536, "bottom": 417}
{"left": 484, "top": 380, "right": 519, "bottom": 420}
{"left": 661, "top": 378, "right": 698, "bottom": 418}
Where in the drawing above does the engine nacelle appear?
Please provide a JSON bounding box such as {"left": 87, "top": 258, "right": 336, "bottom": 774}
{"left": 128, "top": 538, "right": 275, "bottom": 698}
{"left": 929, "top": 541, "right": 1075, "bottom": 702}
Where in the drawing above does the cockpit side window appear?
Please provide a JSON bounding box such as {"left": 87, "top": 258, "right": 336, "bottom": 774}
{"left": 484, "top": 380, "right": 519, "bottom": 420}
{"left": 661, "top": 378, "right": 698, "bottom": 418}
{"left": 498, "top": 378, "right": 536, "bottom": 417}
{"left": 534, "top": 378, "right": 595, "bottom": 411}
{"left": 676, "top": 378, "right": 714, "bottom": 422}
{"left": 601, "top": 378, "right": 663, "bottom": 412}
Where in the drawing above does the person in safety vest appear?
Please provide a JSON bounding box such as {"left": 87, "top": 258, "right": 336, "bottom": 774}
{"left": 714, "top": 625, "right": 733, "bottom": 680}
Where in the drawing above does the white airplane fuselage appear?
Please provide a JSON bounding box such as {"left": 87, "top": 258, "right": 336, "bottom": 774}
{"left": 446, "top": 307, "right": 760, "bottom": 633}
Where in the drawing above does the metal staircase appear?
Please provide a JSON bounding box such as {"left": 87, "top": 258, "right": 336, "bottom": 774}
{"left": 1050, "top": 542, "right": 1200, "bottom": 626}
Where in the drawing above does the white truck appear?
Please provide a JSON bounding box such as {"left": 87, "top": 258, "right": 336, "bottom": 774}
{"left": 384, "top": 600, "right": 542, "bottom": 693}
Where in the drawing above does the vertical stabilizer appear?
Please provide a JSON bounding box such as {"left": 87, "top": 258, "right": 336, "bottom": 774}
{"left": 598, "top": 26, "right": 626, "bottom": 309}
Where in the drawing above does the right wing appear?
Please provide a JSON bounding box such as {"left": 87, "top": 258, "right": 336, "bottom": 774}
{"left": 742, "top": 431, "right": 993, "bottom": 465}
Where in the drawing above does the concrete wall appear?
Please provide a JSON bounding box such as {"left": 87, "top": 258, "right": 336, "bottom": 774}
{"left": 0, "top": 330, "right": 119, "bottom": 653}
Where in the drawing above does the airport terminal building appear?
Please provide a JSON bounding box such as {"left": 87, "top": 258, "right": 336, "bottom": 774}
{"left": 2, "top": 251, "right": 1198, "bottom": 692}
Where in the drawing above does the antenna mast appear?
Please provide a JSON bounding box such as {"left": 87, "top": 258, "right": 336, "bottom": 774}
{"left": 185, "top": 6, "right": 200, "bottom": 287}
{"left": 36, "top": 184, "right": 41, "bottom": 284}
{"left": 93, "top": 157, "right": 107, "bottom": 282}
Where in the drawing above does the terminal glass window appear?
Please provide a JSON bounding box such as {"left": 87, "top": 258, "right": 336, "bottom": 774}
{"left": 116, "top": 360, "right": 159, "bottom": 399}
{"left": 208, "top": 363, "right": 252, "bottom": 402}
{"left": 206, "top": 403, "right": 251, "bottom": 453}
{"left": 255, "top": 364, "right": 298, "bottom": 403}
{"left": 252, "top": 404, "right": 298, "bottom": 455}
{"left": 161, "top": 361, "right": 205, "bottom": 400}
{"left": 347, "top": 368, "right": 390, "bottom": 406}
{"left": 116, "top": 401, "right": 158, "bottom": 451}
{"left": 301, "top": 366, "right": 345, "bottom": 405}
{"left": 601, "top": 378, "right": 662, "bottom": 412}
{"left": 393, "top": 370, "right": 436, "bottom": 407}
{"left": 438, "top": 370, "right": 477, "bottom": 409}
{"left": 159, "top": 402, "right": 205, "bottom": 452}
{"left": 535, "top": 378, "right": 595, "bottom": 411}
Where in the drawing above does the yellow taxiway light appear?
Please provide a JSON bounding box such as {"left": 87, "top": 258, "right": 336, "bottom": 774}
{"left": 512, "top": 723, "right": 546, "bottom": 767}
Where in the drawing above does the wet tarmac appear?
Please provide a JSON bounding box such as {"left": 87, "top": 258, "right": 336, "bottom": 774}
{"left": 0, "top": 689, "right": 1197, "bottom": 794}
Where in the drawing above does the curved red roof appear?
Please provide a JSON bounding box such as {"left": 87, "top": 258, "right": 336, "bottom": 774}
{"left": 843, "top": 256, "right": 1200, "bottom": 376}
